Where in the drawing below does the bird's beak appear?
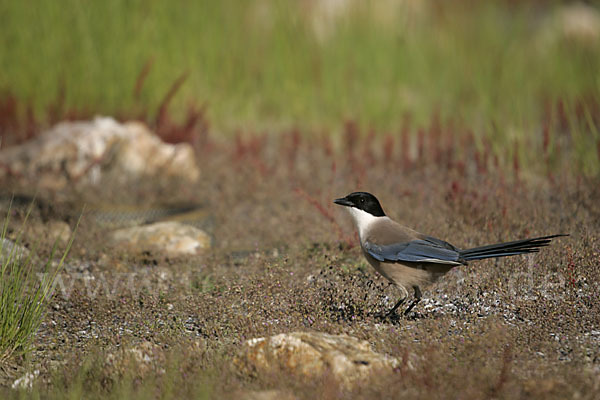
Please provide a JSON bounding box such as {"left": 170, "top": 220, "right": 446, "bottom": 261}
{"left": 334, "top": 197, "right": 354, "bottom": 207}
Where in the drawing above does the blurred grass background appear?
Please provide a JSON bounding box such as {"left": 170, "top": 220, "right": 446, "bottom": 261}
{"left": 0, "top": 0, "right": 599, "bottom": 171}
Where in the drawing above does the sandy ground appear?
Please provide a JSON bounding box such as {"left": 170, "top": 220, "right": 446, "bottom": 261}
{"left": 1, "top": 132, "right": 599, "bottom": 399}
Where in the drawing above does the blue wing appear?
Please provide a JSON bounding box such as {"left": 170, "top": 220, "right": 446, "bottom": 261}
{"left": 364, "top": 238, "right": 463, "bottom": 265}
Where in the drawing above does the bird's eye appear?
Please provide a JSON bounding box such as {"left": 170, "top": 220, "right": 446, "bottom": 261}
{"left": 360, "top": 198, "right": 365, "bottom": 203}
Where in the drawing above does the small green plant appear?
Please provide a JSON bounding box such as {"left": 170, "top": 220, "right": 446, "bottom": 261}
{"left": 0, "top": 203, "right": 78, "bottom": 362}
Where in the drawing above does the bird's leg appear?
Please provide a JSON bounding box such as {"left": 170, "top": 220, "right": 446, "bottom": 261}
{"left": 404, "top": 286, "right": 422, "bottom": 315}
{"left": 384, "top": 297, "right": 406, "bottom": 318}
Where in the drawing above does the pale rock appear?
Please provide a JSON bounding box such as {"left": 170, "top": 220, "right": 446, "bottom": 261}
{"left": 234, "top": 331, "right": 400, "bottom": 389}
{"left": 25, "top": 220, "right": 72, "bottom": 245}
{"left": 302, "top": 0, "right": 428, "bottom": 42}
{"left": 0, "top": 117, "right": 199, "bottom": 193}
{"left": 11, "top": 370, "right": 40, "bottom": 390}
{"left": 559, "top": 2, "right": 600, "bottom": 43}
{"left": 234, "top": 389, "right": 297, "bottom": 400}
{"left": 104, "top": 341, "right": 164, "bottom": 378}
{"left": 110, "top": 221, "right": 211, "bottom": 255}
{"left": 538, "top": 3, "right": 600, "bottom": 48}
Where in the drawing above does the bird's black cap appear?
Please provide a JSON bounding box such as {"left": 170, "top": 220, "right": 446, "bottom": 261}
{"left": 334, "top": 192, "right": 386, "bottom": 217}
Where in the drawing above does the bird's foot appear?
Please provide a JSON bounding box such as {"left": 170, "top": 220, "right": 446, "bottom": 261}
{"left": 403, "top": 298, "right": 420, "bottom": 316}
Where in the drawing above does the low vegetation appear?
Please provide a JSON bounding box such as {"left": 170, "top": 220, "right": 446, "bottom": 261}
{"left": 0, "top": 205, "right": 76, "bottom": 362}
{"left": 0, "top": 1, "right": 599, "bottom": 398}
{"left": 0, "top": 125, "right": 598, "bottom": 398}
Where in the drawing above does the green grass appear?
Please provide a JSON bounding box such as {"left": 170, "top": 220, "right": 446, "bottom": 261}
{"left": 0, "top": 1, "right": 597, "bottom": 130}
{"left": 0, "top": 1, "right": 599, "bottom": 173}
{"left": 0, "top": 204, "right": 77, "bottom": 362}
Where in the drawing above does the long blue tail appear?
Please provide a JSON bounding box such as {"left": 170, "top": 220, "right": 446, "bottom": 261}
{"left": 459, "top": 234, "right": 568, "bottom": 262}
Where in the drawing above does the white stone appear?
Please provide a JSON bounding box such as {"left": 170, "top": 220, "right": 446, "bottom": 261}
{"left": 110, "top": 221, "right": 211, "bottom": 255}
{"left": 11, "top": 370, "right": 39, "bottom": 390}
{"left": 0, "top": 117, "right": 199, "bottom": 193}
{"left": 234, "top": 331, "right": 402, "bottom": 389}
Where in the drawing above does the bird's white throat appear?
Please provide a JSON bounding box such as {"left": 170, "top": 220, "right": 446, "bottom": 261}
{"left": 345, "top": 207, "right": 385, "bottom": 239}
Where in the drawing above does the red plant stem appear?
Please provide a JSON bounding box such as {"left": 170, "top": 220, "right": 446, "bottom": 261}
{"left": 134, "top": 57, "right": 155, "bottom": 100}
{"left": 155, "top": 71, "right": 189, "bottom": 129}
